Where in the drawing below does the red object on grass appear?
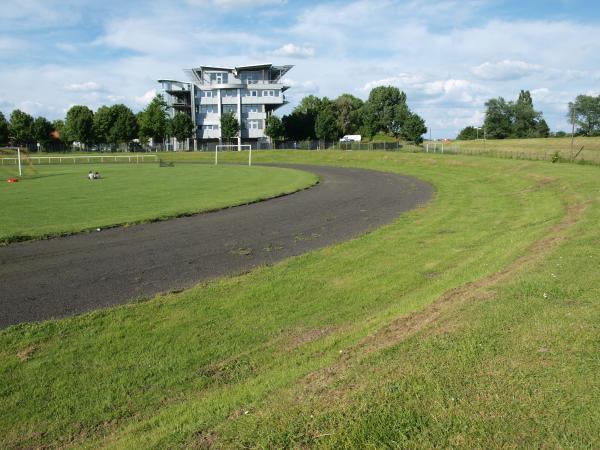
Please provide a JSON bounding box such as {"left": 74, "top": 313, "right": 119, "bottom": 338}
{"left": 7, "top": 178, "right": 18, "bottom": 183}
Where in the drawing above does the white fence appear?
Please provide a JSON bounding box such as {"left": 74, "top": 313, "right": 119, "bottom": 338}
{"left": 0, "top": 154, "right": 158, "bottom": 165}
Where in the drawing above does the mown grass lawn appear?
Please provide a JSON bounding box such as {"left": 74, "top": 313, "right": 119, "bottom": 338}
{"left": 1, "top": 150, "right": 599, "bottom": 448}
{"left": 0, "top": 163, "right": 317, "bottom": 243}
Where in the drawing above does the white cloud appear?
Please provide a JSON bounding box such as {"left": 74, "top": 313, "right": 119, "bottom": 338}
{"left": 3, "top": 0, "right": 600, "bottom": 138}
{"left": 471, "top": 60, "right": 542, "bottom": 81}
{"left": 280, "top": 78, "right": 319, "bottom": 105}
{"left": 135, "top": 89, "right": 156, "bottom": 105}
{"left": 0, "top": 0, "right": 82, "bottom": 29}
{"left": 186, "top": 0, "right": 286, "bottom": 5}
{"left": 0, "top": 37, "right": 28, "bottom": 53}
{"left": 271, "top": 44, "right": 315, "bottom": 59}
{"left": 363, "top": 74, "right": 488, "bottom": 105}
{"left": 64, "top": 81, "right": 104, "bottom": 92}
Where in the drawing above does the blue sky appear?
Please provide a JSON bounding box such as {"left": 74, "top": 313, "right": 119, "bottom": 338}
{"left": 1, "top": 0, "right": 600, "bottom": 138}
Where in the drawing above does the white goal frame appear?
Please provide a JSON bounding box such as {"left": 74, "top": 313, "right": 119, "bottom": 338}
{"left": 214, "top": 144, "right": 253, "bottom": 166}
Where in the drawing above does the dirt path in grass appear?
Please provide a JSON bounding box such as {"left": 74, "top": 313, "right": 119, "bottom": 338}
{"left": 301, "top": 200, "right": 588, "bottom": 391}
{"left": 0, "top": 164, "right": 433, "bottom": 329}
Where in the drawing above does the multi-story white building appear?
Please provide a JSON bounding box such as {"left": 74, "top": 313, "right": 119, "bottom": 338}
{"left": 158, "top": 64, "right": 292, "bottom": 149}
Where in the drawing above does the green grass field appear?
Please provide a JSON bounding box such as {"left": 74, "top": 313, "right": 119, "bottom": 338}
{"left": 1, "top": 150, "right": 599, "bottom": 448}
{"left": 448, "top": 136, "right": 600, "bottom": 163}
{"left": 0, "top": 163, "right": 317, "bottom": 243}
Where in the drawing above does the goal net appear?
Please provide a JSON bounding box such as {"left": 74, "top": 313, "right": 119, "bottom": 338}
{"left": 0, "top": 147, "right": 37, "bottom": 180}
{"left": 214, "top": 144, "right": 253, "bottom": 166}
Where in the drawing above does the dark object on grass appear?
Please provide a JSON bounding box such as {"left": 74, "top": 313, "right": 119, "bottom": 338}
{"left": 159, "top": 159, "right": 175, "bottom": 167}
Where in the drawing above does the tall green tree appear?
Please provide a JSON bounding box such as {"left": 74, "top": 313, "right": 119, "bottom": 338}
{"left": 294, "top": 95, "right": 323, "bottom": 116}
{"left": 568, "top": 95, "right": 600, "bottom": 136}
{"left": 513, "top": 90, "right": 538, "bottom": 138}
{"left": 264, "top": 115, "right": 285, "bottom": 142}
{"left": 362, "top": 86, "right": 410, "bottom": 138}
{"left": 107, "top": 104, "right": 138, "bottom": 145}
{"left": 138, "top": 94, "right": 169, "bottom": 144}
{"left": 65, "top": 105, "right": 94, "bottom": 146}
{"left": 483, "top": 91, "right": 548, "bottom": 139}
{"left": 9, "top": 109, "right": 34, "bottom": 145}
{"left": 535, "top": 118, "right": 550, "bottom": 138}
{"left": 282, "top": 111, "right": 315, "bottom": 140}
{"left": 334, "top": 94, "right": 363, "bottom": 135}
{"left": 219, "top": 111, "right": 239, "bottom": 143}
{"left": 93, "top": 106, "right": 114, "bottom": 144}
{"left": 93, "top": 104, "right": 138, "bottom": 147}
{"left": 483, "top": 98, "right": 513, "bottom": 139}
{"left": 32, "top": 117, "right": 54, "bottom": 149}
{"left": 169, "top": 112, "right": 195, "bottom": 142}
{"left": 456, "top": 126, "right": 479, "bottom": 140}
{"left": 52, "top": 119, "right": 69, "bottom": 144}
{"left": 400, "top": 112, "right": 427, "bottom": 143}
{"left": 289, "top": 95, "right": 324, "bottom": 140}
{"left": 0, "top": 111, "right": 8, "bottom": 145}
{"left": 315, "top": 101, "right": 341, "bottom": 141}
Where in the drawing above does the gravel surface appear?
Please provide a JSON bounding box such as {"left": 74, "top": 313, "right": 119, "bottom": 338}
{"left": 0, "top": 164, "right": 433, "bottom": 328}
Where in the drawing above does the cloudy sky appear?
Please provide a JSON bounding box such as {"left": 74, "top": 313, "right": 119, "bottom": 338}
{"left": 1, "top": 0, "right": 600, "bottom": 138}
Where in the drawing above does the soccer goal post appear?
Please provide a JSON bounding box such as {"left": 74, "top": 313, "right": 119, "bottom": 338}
{"left": 214, "top": 144, "right": 253, "bottom": 166}
{"left": 0, "top": 147, "right": 37, "bottom": 178}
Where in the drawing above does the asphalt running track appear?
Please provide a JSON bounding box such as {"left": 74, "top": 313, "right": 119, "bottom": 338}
{"left": 0, "top": 164, "right": 433, "bottom": 329}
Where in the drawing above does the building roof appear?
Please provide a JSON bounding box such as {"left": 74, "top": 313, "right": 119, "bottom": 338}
{"left": 184, "top": 64, "right": 293, "bottom": 82}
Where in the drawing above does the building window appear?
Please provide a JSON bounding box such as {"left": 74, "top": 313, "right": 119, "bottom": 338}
{"left": 242, "top": 104, "right": 262, "bottom": 113}
{"left": 209, "top": 72, "right": 228, "bottom": 84}
{"left": 222, "top": 104, "right": 237, "bottom": 113}
{"left": 200, "top": 105, "right": 217, "bottom": 114}
{"left": 241, "top": 71, "right": 261, "bottom": 84}
{"left": 202, "top": 124, "right": 219, "bottom": 130}
{"left": 246, "top": 119, "right": 263, "bottom": 130}
{"left": 200, "top": 90, "right": 216, "bottom": 98}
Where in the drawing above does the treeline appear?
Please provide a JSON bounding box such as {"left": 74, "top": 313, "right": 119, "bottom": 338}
{"left": 458, "top": 90, "right": 549, "bottom": 140}
{"left": 0, "top": 95, "right": 188, "bottom": 151}
{"left": 458, "top": 92, "right": 600, "bottom": 140}
{"left": 266, "top": 86, "right": 427, "bottom": 143}
{"left": 0, "top": 85, "right": 428, "bottom": 150}
{"left": 568, "top": 95, "right": 600, "bottom": 137}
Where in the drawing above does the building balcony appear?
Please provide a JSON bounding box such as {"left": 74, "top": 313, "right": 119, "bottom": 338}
{"left": 221, "top": 97, "right": 240, "bottom": 104}
{"left": 196, "top": 97, "right": 219, "bottom": 104}
{"left": 241, "top": 128, "right": 265, "bottom": 139}
{"left": 243, "top": 112, "right": 266, "bottom": 120}
{"left": 196, "top": 115, "right": 220, "bottom": 125}
{"left": 199, "top": 129, "right": 221, "bottom": 139}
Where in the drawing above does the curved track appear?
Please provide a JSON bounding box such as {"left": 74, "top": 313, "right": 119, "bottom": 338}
{"left": 0, "top": 164, "right": 433, "bottom": 328}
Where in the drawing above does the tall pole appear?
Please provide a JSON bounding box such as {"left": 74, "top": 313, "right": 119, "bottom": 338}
{"left": 571, "top": 107, "right": 576, "bottom": 161}
{"left": 214, "top": 146, "right": 218, "bottom": 165}
{"left": 249, "top": 146, "right": 252, "bottom": 167}
{"left": 484, "top": 127, "right": 487, "bottom": 152}
{"left": 17, "top": 148, "right": 22, "bottom": 176}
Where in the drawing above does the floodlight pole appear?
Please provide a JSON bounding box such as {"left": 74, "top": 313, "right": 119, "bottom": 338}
{"left": 571, "top": 107, "right": 576, "bottom": 161}
{"left": 215, "top": 146, "right": 218, "bottom": 165}
{"left": 17, "top": 148, "right": 22, "bottom": 176}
